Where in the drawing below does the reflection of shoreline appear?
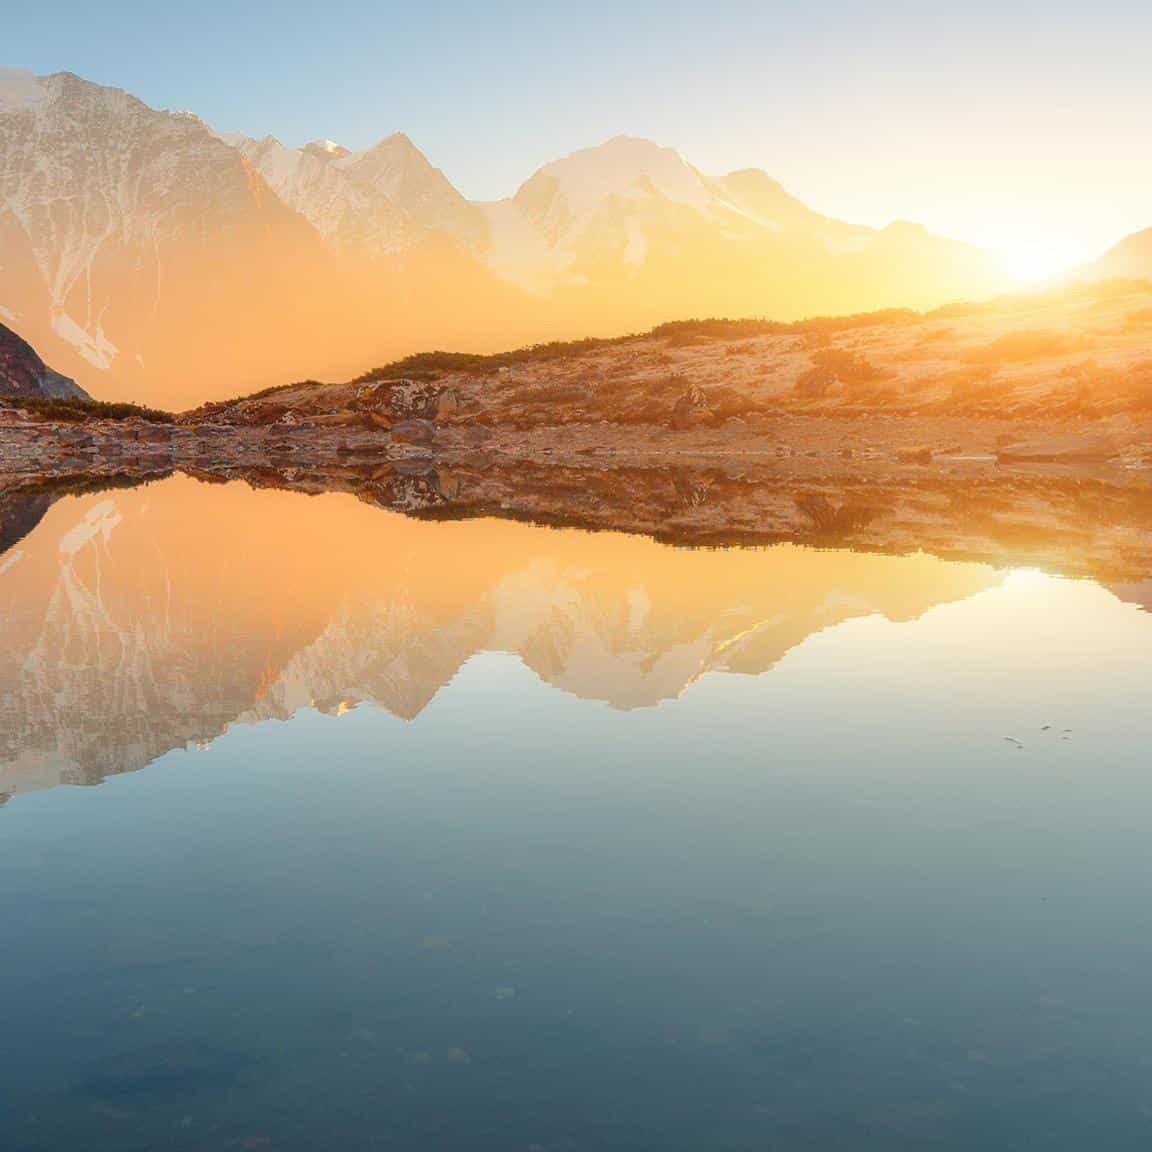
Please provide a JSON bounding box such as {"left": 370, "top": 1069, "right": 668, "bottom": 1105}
{"left": 0, "top": 476, "right": 1007, "bottom": 799}
{"left": 0, "top": 472, "right": 167, "bottom": 556}
{"left": 3, "top": 452, "right": 1152, "bottom": 581}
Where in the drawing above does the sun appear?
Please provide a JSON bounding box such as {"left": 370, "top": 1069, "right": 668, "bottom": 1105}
{"left": 1000, "top": 243, "right": 1083, "bottom": 285}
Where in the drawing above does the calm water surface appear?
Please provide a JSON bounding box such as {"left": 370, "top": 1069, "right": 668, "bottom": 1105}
{"left": 2, "top": 476, "right": 1151, "bottom": 1150}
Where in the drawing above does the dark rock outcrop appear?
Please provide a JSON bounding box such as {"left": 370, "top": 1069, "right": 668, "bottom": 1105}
{"left": 354, "top": 378, "right": 446, "bottom": 423}
{"left": 0, "top": 322, "right": 87, "bottom": 401}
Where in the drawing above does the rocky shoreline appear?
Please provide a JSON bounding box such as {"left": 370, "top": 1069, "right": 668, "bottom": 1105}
{"left": 4, "top": 401, "right": 1151, "bottom": 485}
{"left": 3, "top": 409, "right": 1152, "bottom": 584}
{"left": 5, "top": 277, "right": 1152, "bottom": 582}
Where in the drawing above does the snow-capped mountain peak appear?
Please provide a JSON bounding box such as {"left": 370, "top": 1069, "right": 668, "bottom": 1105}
{"left": 219, "top": 128, "right": 486, "bottom": 254}
{"left": 304, "top": 138, "right": 350, "bottom": 159}
{"left": 339, "top": 132, "right": 485, "bottom": 244}
{"left": 513, "top": 135, "right": 714, "bottom": 228}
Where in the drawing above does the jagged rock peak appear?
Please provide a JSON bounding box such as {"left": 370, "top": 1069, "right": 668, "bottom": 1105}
{"left": 303, "top": 138, "right": 351, "bottom": 160}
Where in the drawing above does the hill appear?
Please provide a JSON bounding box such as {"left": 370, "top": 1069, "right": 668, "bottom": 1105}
{"left": 195, "top": 280, "right": 1152, "bottom": 465}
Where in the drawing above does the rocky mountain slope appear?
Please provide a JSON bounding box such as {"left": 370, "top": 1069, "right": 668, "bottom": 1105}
{"left": 1, "top": 67, "right": 1011, "bottom": 409}
{"left": 0, "top": 320, "right": 85, "bottom": 400}
{"left": 222, "top": 130, "right": 487, "bottom": 255}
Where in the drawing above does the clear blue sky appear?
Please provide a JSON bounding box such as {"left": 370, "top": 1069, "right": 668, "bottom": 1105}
{"left": 7, "top": 0, "right": 1151, "bottom": 270}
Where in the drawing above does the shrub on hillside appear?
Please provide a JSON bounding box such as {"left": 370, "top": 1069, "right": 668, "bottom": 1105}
{"left": 10, "top": 395, "right": 174, "bottom": 423}
{"left": 794, "top": 365, "right": 838, "bottom": 399}
{"left": 794, "top": 347, "right": 890, "bottom": 400}
{"left": 809, "top": 347, "right": 889, "bottom": 383}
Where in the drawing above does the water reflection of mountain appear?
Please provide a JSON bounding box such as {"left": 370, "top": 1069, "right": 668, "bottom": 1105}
{"left": 0, "top": 487, "right": 54, "bottom": 556}
{"left": 1107, "top": 582, "right": 1152, "bottom": 613}
{"left": 0, "top": 475, "right": 1003, "bottom": 797}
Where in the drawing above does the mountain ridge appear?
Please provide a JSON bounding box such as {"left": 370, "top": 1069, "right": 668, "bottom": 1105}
{"left": 0, "top": 65, "right": 1079, "bottom": 408}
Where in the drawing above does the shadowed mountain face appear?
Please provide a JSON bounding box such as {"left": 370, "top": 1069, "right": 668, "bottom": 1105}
{"left": 0, "top": 474, "right": 1002, "bottom": 797}
{"left": 0, "top": 68, "right": 1008, "bottom": 408}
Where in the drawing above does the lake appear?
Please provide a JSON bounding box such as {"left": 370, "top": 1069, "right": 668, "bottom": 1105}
{"left": 2, "top": 473, "right": 1151, "bottom": 1150}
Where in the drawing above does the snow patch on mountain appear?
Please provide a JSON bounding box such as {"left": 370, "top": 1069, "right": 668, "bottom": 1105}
{"left": 51, "top": 312, "right": 118, "bottom": 370}
{"left": 516, "top": 136, "right": 715, "bottom": 226}
{"left": 304, "top": 138, "right": 350, "bottom": 160}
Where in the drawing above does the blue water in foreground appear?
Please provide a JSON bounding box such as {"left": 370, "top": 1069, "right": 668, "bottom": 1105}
{"left": 2, "top": 482, "right": 1152, "bottom": 1150}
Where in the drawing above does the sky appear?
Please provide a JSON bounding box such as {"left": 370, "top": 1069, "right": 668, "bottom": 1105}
{"left": 6, "top": 0, "right": 1151, "bottom": 277}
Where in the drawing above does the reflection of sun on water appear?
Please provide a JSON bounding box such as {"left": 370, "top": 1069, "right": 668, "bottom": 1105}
{"left": 999, "top": 567, "right": 1081, "bottom": 610}
{"left": 1003, "top": 567, "right": 1054, "bottom": 590}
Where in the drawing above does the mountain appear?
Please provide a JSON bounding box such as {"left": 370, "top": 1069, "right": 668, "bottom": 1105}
{"left": 479, "top": 135, "right": 1005, "bottom": 328}
{"left": 482, "top": 137, "right": 958, "bottom": 285}
{"left": 0, "top": 67, "right": 344, "bottom": 405}
{"left": 1081, "top": 227, "right": 1152, "bottom": 282}
{"left": 1, "top": 68, "right": 1010, "bottom": 409}
{"left": 221, "top": 130, "right": 488, "bottom": 256}
{"left": 0, "top": 320, "right": 86, "bottom": 400}
{"left": 0, "top": 68, "right": 525, "bottom": 408}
